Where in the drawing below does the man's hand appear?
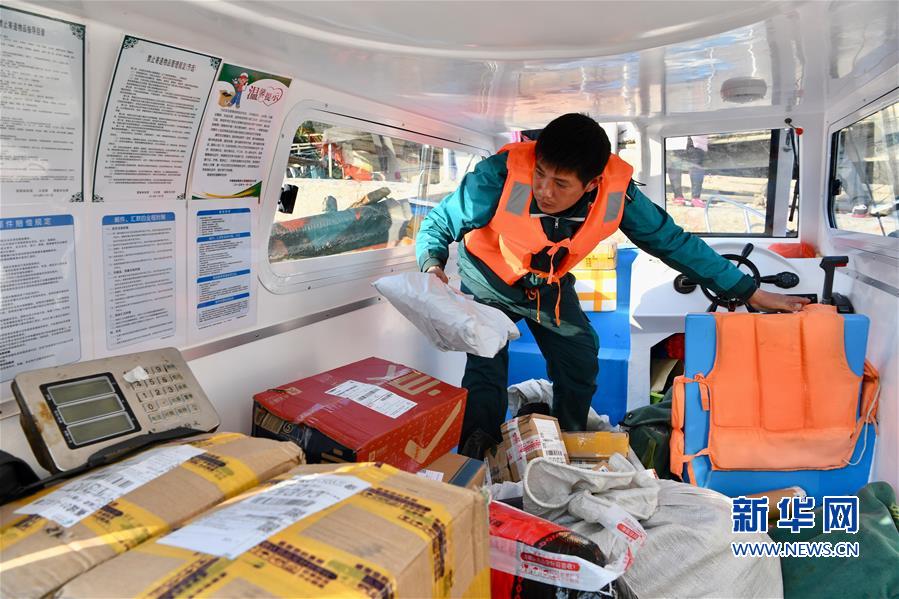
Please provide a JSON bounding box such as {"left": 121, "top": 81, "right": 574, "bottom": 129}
{"left": 748, "top": 288, "right": 810, "bottom": 312}
{"left": 427, "top": 265, "right": 449, "bottom": 284}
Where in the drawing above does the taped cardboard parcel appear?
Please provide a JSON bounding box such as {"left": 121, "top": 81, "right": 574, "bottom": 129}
{"left": 418, "top": 452, "right": 486, "bottom": 490}
{"left": 253, "top": 357, "right": 467, "bottom": 471}
{"left": 572, "top": 268, "right": 617, "bottom": 312}
{"left": 58, "top": 462, "right": 491, "bottom": 598}
{"left": 485, "top": 438, "right": 514, "bottom": 484}
{"left": 0, "top": 433, "right": 302, "bottom": 599}
{"left": 562, "top": 431, "right": 630, "bottom": 462}
{"left": 501, "top": 414, "right": 568, "bottom": 482}
{"left": 580, "top": 241, "right": 618, "bottom": 271}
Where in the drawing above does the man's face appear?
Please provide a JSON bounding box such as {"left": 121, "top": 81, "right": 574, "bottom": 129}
{"left": 532, "top": 158, "right": 599, "bottom": 214}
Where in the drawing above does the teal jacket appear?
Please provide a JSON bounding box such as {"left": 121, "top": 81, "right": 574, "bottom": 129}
{"left": 416, "top": 152, "right": 757, "bottom": 304}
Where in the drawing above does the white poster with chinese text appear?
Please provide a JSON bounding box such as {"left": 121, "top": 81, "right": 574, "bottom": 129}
{"left": 93, "top": 36, "right": 219, "bottom": 202}
{"left": 0, "top": 6, "right": 84, "bottom": 204}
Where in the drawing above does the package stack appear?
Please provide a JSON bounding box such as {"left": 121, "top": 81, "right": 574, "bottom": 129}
{"left": 252, "top": 357, "right": 466, "bottom": 472}
{"left": 0, "top": 433, "right": 303, "bottom": 599}
{"left": 572, "top": 241, "right": 618, "bottom": 312}
{"left": 485, "top": 414, "right": 569, "bottom": 483}
{"left": 57, "top": 463, "right": 491, "bottom": 598}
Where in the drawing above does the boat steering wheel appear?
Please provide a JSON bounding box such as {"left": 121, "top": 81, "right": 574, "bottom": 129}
{"left": 673, "top": 243, "right": 800, "bottom": 312}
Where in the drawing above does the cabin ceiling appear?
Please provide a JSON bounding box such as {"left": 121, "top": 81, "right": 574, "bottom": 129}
{"left": 35, "top": 0, "right": 899, "bottom": 133}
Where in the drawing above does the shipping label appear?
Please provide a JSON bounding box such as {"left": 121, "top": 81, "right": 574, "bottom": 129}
{"left": 416, "top": 469, "right": 444, "bottom": 482}
{"left": 16, "top": 445, "right": 205, "bottom": 527}
{"left": 158, "top": 474, "right": 370, "bottom": 559}
{"left": 532, "top": 418, "right": 568, "bottom": 464}
{"left": 325, "top": 380, "right": 417, "bottom": 419}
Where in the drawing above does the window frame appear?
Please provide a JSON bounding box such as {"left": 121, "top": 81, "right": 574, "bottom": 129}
{"left": 259, "top": 102, "right": 489, "bottom": 294}
{"left": 660, "top": 127, "right": 799, "bottom": 239}
{"left": 825, "top": 88, "right": 899, "bottom": 259}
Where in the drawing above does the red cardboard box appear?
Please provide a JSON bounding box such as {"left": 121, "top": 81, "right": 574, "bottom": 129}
{"left": 252, "top": 357, "right": 466, "bottom": 471}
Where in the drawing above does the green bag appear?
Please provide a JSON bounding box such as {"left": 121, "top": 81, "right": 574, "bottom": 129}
{"left": 621, "top": 389, "right": 673, "bottom": 479}
{"left": 769, "top": 482, "right": 899, "bottom": 599}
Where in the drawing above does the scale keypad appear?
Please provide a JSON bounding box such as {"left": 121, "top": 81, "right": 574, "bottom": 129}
{"left": 128, "top": 363, "right": 201, "bottom": 426}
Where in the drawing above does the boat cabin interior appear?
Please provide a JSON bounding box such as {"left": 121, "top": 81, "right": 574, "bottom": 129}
{"left": 0, "top": 1, "right": 897, "bottom": 597}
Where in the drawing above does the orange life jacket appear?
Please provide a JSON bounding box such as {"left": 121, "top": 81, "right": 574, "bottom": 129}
{"left": 670, "top": 304, "right": 880, "bottom": 484}
{"left": 464, "top": 141, "right": 633, "bottom": 323}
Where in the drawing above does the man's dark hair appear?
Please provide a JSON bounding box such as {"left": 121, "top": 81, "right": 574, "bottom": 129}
{"left": 534, "top": 113, "right": 611, "bottom": 185}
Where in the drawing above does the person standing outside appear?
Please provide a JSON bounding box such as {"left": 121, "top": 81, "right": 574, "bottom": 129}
{"left": 667, "top": 134, "right": 709, "bottom": 207}
{"left": 416, "top": 114, "right": 807, "bottom": 458}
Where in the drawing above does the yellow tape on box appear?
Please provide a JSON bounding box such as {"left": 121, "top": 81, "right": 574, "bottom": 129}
{"left": 573, "top": 268, "right": 617, "bottom": 312}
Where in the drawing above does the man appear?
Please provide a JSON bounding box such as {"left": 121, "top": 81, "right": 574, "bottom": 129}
{"left": 416, "top": 114, "right": 808, "bottom": 458}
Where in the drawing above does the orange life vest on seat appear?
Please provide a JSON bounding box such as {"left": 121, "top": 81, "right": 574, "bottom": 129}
{"left": 464, "top": 141, "right": 633, "bottom": 287}
{"left": 670, "top": 304, "right": 880, "bottom": 484}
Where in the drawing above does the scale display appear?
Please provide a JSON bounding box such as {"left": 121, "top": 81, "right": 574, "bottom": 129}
{"left": 41, "top": 374, "right": 139, "bottom": 448}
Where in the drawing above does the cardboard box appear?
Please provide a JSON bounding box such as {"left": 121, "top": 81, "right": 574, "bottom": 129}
{"left": 0, "top": 433, "right": 303, "bottom": 599}
{"left": 562, "top": 431, "right": 630, "bottom": 463}
{"left": 58, "top": 463, "right": 491, "bottom": 598}
{"left": 579, "top": 241, "right": 618, "bottom": 270}
{"left": 484, "top": 438, "right": 514, "bottom": 484}
{"left": 253, "top": 357, "right": 466, "bottom": 472}
{"left": 572, "top": 268, "right": 617, "bottom": 312}
{"left": 417, "top": 452, "right": 486, "bottom": 490}
{"left": 501, "top": 414, "right": 568, "bottom": 482}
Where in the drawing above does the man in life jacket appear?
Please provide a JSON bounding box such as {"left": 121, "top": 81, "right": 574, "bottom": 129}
{"left": 416, "top": 113, "right": 809, "bottom": 458}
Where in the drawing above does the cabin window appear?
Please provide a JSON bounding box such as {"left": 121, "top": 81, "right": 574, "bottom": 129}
{"left": 829, "top": 101, "right": 899, "bottom": 238}
{"left": 663, "top": 129, "right": 798, "bottom": 237}
{"left": 269, "top": 120, "right": 481, "bottom": 264}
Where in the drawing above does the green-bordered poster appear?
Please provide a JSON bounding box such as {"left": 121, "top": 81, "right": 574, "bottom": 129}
{"left": 191, "top": 64, "right": 292, "bottom": 200}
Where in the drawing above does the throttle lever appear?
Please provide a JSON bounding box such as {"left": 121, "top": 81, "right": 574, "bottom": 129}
{"left": 820, "top": 256, "right": 849, "bottom": 305}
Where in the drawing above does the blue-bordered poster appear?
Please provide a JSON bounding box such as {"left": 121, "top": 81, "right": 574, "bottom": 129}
{"left": 190, "top": 206, "right": 257, "bottom": 338}
{"left": 0, "top": 215, "right": 81, "bottom": 382}
{"left": 101, "top": 212, "right": 177, "bottom": 349}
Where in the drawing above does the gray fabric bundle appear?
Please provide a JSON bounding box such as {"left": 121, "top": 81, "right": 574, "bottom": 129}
{"left": 522, "top": 454, "right": 783, "bottom": 598}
